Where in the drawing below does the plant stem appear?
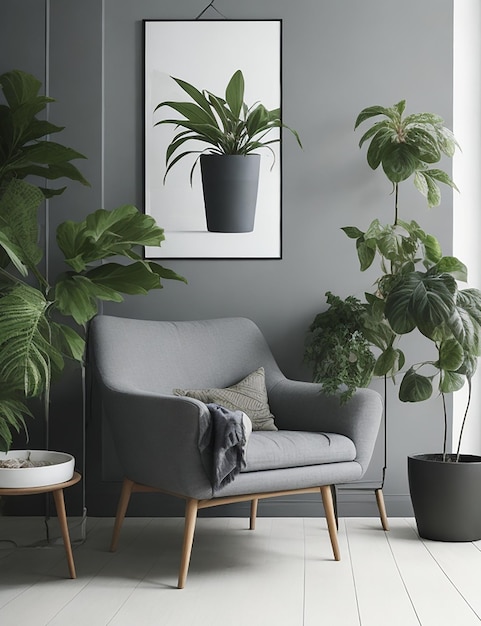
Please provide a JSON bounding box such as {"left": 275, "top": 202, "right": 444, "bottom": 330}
{"left": 455, "top": 378, "right": 472, "bottom": 462}
{"left": 442, "top": 392, "right": 448, "bottom": 462}
{"left": 394, "top": 183, "right": 399, "bottom": 225}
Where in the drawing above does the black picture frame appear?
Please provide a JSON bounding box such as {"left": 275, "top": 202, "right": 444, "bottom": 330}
{"left": 143, "top": 19, "right": 283, "bottom": 259}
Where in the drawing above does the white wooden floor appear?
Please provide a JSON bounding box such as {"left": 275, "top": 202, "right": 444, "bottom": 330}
{"left": 0, "top": 516, "right": 480, "bottom": 626}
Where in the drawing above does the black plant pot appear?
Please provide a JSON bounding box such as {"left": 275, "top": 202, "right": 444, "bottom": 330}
{"left": 200, "top": 154, "right": 260, "bottom": 233}
{"left": 408, "top": 453, "right": 481, "bottom": 541}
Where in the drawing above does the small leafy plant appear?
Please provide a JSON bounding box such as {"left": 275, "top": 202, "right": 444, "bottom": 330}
{"left": 154, "top": 69, "right": 302, "bottom": 183}
{"left": 304, "top": 292, "right": 377, "bottom": 403}
{"left": 0, "top": 70, "right": 186, "bottom": 451}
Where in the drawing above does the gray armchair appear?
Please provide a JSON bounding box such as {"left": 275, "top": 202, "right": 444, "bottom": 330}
{"left": 89, "top": 315, "right": 383, "bottom": 588}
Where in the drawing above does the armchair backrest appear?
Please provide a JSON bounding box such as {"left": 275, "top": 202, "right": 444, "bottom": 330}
{"left": 88, "top": 315, "right": 285, "bottom": 395}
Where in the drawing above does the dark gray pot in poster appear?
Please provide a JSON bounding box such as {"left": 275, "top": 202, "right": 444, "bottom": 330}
{"left": 408, "top": 453, "right": 481, "bottom": 541}
{"left": 200, "top": 154, "right": 261, "bottom": 233}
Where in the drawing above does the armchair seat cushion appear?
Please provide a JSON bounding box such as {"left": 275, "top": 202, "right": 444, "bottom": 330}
{"left": 242, "top": 430, "right": 356, "bottom": 473}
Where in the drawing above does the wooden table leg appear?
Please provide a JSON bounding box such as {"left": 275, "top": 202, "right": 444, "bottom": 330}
{"left": 52, "top": 488, "right": 77, "bottom": 579}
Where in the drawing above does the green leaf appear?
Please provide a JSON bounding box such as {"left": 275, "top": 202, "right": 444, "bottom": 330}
{"left": 457, "top": 354, "right": 478, "bottom": 380}
{"left": 414, "top": 170, "right": 429, "bottom": 198}
{"left": 405, "top": 127, "right": 440, "bottom": 163}
{"left": 382, "top": 143, "right": 420, "bottom": 183}
{"left": 84, "top": 262, "right": 162, "bottom": 295}
{"left": 0, "top": 70, "right": 46, "bottom": 109}
{"left": 225, "top": 70, "right": 245, "bottom": 120}
{"left": 0, "top": 284, "right": 63, "bottom": 397}
{"left": 422, "top": 233, "right": 442, "bottom": 264}
{"left": 54, "top": 275, "right": 118, "bottom": 325}
{"left": 50, "top": 322, "right": 85, "bottom": 362}
{"left": 57, "top": 205, "right": 166, "bottom": 270}
{"left": 385, "top": 272, "right": 457, "bottom": 338}
{"left": 246, "top": 105, "right": 269, "bottom": 138}
{"left": 434, "top": 256, "right": 468, "bottom": 281}
{"left": 438, "top": 338, "right": 464, "bottom": 371}
{"left": 171, "top": 77, "right": 217, "bottom": 123}
{"left": 404, "top": 112, "right": 444, "bottom": 126}
{"left": 147, "top": 262, "right": 187, "bottom": 284}
{"left": 425, "top": 168, "right": 458, "bottom": 191}
{"left": 455, "top": 292, "right": 481, "bottom": 355}
{"left": 423, "top": 174, "right": 442, "bottom": 207}
{"left": 354, "top": 105, "right": 390, "bottom": 129}
{"left": 366, "top": 128, "right": 394, "bottom": 170}
{"left": 0, "top": 395, "right": 31, "bottom": 453}
{"left": 373, "top": 346, "right": 401, "bottom": 376}
{"left": 0, "top": 178, "right": 44, "bottom": 271}
{"left": 457, "top": 289, "right": 481, "bottom": 326}
{"left": 154, "top": 101, "right": 215, "bottom": 127}
{"left": 0, "top": 230, "right": 28, "bottom": 276}
{"left": 439, "top": 370, "right": 465, "bottom": 393}
{"left": 399, "top": 368, "right": 433, "bottom": 402}
{"left": 20, "top": 118, "right": 64, "bottom": 143}
{"left": 356, "top": 238, "right": 376, "bottom": 271}
{"left": 436, "top": 127, "right": 458, "bottom": 157}
{"left": 357, "top": 120, "right": 390, "bottom": 148}
{"left": 341, "top": 226, "right": 364, "bottom": 239}
{"left": 22, "top": 161, "right": 89, "bottom": 188}
{"left": 21, "top": 141, "right": 86, "bottom": 165}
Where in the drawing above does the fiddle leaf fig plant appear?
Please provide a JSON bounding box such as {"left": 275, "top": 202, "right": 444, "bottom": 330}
{"left": 0, "top": 69, "right": 186, "bottom": 451}
{"left": 154, "top": 69, "right": 302, "bottom": 183}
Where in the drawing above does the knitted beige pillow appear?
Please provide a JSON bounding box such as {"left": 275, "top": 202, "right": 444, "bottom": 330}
{"left": 173, "top": 367, "right": 277, "bottom": 431}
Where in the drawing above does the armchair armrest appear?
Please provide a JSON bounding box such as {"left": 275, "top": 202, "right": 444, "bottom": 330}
{"left": 268, "top": 379, "right": 383, "bottom": 475}
{"left": 101, "top": 388, "right": 214, "bottom": 499}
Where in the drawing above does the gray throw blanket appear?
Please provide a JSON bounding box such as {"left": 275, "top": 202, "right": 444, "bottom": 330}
{"left": 198, "top": 403, "right": 247, "bottom": 491}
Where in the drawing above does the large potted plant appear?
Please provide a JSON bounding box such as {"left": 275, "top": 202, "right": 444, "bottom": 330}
{"left": 343, "top": 100, "right": 481, "bottom": 540}
{"left": 154, "top": 69, "right": 301, "bottom": 233}
{"left": 0, "top": 70, "right": 185, "bottom": 483}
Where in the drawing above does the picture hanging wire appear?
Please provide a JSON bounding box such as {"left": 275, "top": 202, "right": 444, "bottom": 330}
{"left": 195, "top": 0, "right": 227, "bottom": 20}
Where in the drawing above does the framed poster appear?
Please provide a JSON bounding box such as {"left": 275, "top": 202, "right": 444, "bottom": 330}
{"left": 144, "top": 20, "right": 282, "bottom": 259}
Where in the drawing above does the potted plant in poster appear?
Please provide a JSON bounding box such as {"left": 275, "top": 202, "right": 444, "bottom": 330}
{"left": 154, "top": 69, "right": 301, "bottom": 233}
{"left": 0, "top": 70, "right": 186, "bottom": 487}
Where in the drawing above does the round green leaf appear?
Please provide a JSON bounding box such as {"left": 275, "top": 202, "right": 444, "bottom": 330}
{"left": 399, "top": 369, "right": 433, "bottom": 402}
{"left": 439, "top": 370, "right": 465, "bottom": 393}
{"left": 381, "top": 143, "right": 419, "bottom": 183}
{"left": 438, "top": 338, "right": 464, "bottom": 371}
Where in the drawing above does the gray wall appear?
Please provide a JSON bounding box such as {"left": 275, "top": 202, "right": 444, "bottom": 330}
{"left": 1, "top": 0, "right": 454, "bottom": 517}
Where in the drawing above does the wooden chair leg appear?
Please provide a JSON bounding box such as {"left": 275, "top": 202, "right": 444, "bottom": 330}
{"left": 320, "top": 485, "right": 341, "bottom": 561}
{"left": 249, "top": 498, "right": 258, "bottom": 530}
{"left": 52, "top": 489, "right": 77, "bottom": 579}
{"left": 110, "top": 478, "right": 135, "bottom": 552}
{"left": 178, "top": 498, "right": 199, "bottom": 589}
{"left": 375, "top": 488, "right": 390, "bottom": 531}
